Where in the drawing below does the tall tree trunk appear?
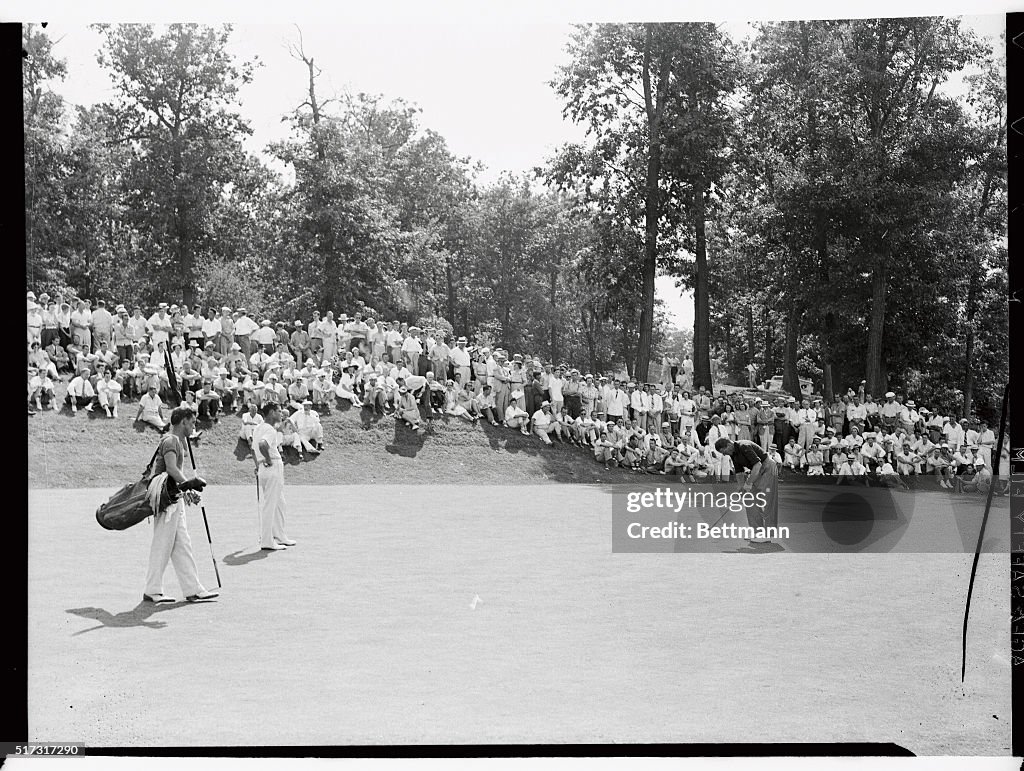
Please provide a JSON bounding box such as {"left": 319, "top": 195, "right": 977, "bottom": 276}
{"left": 583, "top": 306, "right": 598, "bottom": 376}
{"left": 763, "top": 306, "right": 774, "bottom": 380}
{"left": 445, "top": 255, "right": 456, "bottom": 334}
{"left": 636, "top": 146, "right": 660, "bottom": 385}
{"left": 692, "top": 177, "right": 712, "bottom": 391}
{"left": 782, "top": 306, "right": 802, "bottom": 397}
{"left": 746, "top": 305, "right": 755, "bottom": 369}
{"left": 549, "top": 269, "right": 558, "bottom": 364}
{"left": 864, "top": 259, "right": 888, "bottom": 395}
{"left": 962, "top": 264, "right": 980, "bottom": 417}
{"left": 724, "top": 314, "right": 732, "bottom": 373}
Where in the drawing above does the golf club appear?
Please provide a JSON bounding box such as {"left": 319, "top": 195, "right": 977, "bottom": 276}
{"left": 185, "top": 435, "right": 221, "bottom": 588}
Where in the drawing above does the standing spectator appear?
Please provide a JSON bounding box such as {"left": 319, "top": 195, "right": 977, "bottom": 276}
{"left": 402, "top": 327, "right": 423, "bottom": 375}
{"left": 40, "top": 296, "right": 59, "bottom": 349}
{"left": 233, "top": 308, "right": 258, "bottom": 358}
{"left": 796, "top": 398, "right": 817, "bottom": 450}
{"left": 385, "top": 321, "right": 404, "bottom": 367}
{"left": 307, "top": 310, "right": 324, "bottom": 359}
{"left": 199, "top": 307, "right": 218, "bottom": 354}
{"left": 57, "top": 301, "right": 73, "bottom": 349}
{"left": 70, "top": 298, "right": 93, "bottom": 351}
{"left": 430, "top": 333, "right": 450, "bottom": 380}
{"left": 214, "top": 306, "right": 233, "bottom": 355}
{"left": 27, "top": 301, "right": 43, "bottom": 347}
{"left": 112, "top": 305, "right": 133, "bottom": 365}
{"left": 367, "top": 318, "right": 386, "bottom": 362}
{"left": 251, "top": 319, "right": 276, "bottom": 354}
{"left": 746, "top": 361, "right": 757, "bottom": 388}
{"left": 290, "top": 320, "right": 311, "bottom": 364}
{"left": 450, "top": 337, "right": 471, "bottom": 386}
{"left": 348, "top": 312, "right": 369, "bottom": 355}
{"left": 680, "top": 355, "right": 693, "bottom": 389}
{"left": 147, "top": 303, "right": 173, "bottom": 349}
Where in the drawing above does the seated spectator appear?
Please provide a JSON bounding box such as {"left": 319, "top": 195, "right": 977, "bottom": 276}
{"left": 476, "top": 384, "right": 501, "bottom": 425}
{"left": 291, "top": 400, "right": 324, "bottom": 453}
{"left": 592, "top": 430, "right": 618, "bottom": 468}
{"left": 240, "top": 402, "right": 263, "bottom": 446}
{"left": 926, "top": 444, "right": 955, "bottom": 488}
{"left": 27, "top": 365, "right": 56, "bottom": 411}
{"left": 953, "top": 458, "right": 992, "bottom": 494}
{"left": 66, "top": 368, "right": 97, "bottom": 413}
{"left": 804, "top": 438, "right": 825, "bottom": 475}
{"left": 45, "top": 338, "right": 70, "bottom": 374}
{"left": 876, "top": 459, "right": 909, "bottom": 489}
{"left": 395, "top": 386, "right": 422, "bottom": 430}
{"left": 196, "top": 381, "right": 223, "bottom": 422}
{"left": 278, "top": 415, "right": 305, "bottom": 458}
{"left": 529, "top": 401, "right": 555, "bottom": 444}
{"left": 783, "top": 437, "right": 804, "bottom": 472}
{"left": 96, "top": 370, "right": 122, "bottom": 418}
{"left": 135, "top": 384, "right": 167, "bottom": 431}
{"left": 335, "top": 364, "right": 363, "bottom": 407}
{"left": 835, "top": 454, "right": 869, "bottom": 486}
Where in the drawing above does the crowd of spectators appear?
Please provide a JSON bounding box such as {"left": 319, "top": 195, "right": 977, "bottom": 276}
{"left": 26, "top": 290, "right": 1004, "bottom": 494}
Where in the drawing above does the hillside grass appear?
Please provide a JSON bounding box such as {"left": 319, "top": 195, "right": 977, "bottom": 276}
{"left": 27, "top": 394, "right": 642, "bottom": 488}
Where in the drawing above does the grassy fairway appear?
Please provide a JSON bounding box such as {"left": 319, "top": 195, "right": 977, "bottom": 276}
{"left": 26, "top": 399, "right": 1011, "bottom": 753}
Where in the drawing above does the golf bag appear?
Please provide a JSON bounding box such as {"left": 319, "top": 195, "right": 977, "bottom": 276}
{"left": 95, "top": 445, "right": 180, "bottom": 530}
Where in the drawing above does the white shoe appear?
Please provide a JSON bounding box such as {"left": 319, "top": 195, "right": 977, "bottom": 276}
{"left": 112, "top": 409, "right": 118, "bottom": 418}
{"left": 35, "top": 400, "right": 42, "bottom": 411}
{"left": 71, "top": 404, "right": 77, "bottom": 413}
{"left": 104, "top": 408, "right": 112, "bottom": 417}
{"left": 86, "top": 404, "right": 94, "bottom": 412}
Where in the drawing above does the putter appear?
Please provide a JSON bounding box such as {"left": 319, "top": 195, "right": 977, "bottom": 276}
{"left": 185, "top": 436, "right": 222, "bottom": 588}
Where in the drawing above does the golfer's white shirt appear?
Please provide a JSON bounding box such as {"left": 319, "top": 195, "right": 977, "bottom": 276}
{"left": 252, "top": 422, "right": 282, "bottom": 460}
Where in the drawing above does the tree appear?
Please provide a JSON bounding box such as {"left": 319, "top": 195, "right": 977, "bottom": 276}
{"left": 94, "top": 23, "right": 257, "bottom": 306}
{"left": 24, "top": 23, "right": 71, "bottom": 288}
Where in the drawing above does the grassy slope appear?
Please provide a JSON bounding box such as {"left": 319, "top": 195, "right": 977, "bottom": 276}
{"left": 28, "top": 397, "right": 637, "bottom": 488}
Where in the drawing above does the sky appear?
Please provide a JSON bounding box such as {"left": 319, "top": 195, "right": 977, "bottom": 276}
{"left": 16, "top": 2, "right": 1011, "bottom": 330}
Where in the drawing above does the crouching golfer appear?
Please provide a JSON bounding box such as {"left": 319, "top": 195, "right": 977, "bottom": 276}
{"left": 144, "top": 406, "right": 219, "bottom": 603}
{"left": 252, "top": 403, "right": 296, "bottom": 551}
{"left": 715, "top": 437, "right": 781, "bottom": 550}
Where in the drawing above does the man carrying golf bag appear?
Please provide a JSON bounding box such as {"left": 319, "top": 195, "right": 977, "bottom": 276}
{"left": 143, "top": 405, "right": 220, "bottom": 604}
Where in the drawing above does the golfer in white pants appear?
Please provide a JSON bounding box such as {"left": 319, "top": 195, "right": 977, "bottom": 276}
{"left": 143, "top": 406, "right": 218, "bottom": 603}
{"left": 253, "top": 403, "right": 295, "bottom": 551}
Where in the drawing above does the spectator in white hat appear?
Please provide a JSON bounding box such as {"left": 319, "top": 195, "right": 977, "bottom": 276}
{"left": 395, "top": 386, "right": 422, "bottom": 430}
{"left": 335, "top": 364, "right": 363, "bottom": 407}
{"left": 953, "top": 457, "right": 992, "bottom": 494}
{"left": 291, "top": 400, "right": 324, "bottom": 453}
{"left": 532, "top": 401, "right": 559, "bottom": 444}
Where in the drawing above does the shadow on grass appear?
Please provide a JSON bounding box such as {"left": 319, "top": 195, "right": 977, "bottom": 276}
{"left": 66, "top": 600, "right": 199, "bottom": 634}
{"left": 385, "top": 417, "right": 427, "bottom": 458}
{"left": 233, "top": 437, "right": 253, "bottom": 461}
{"left": 223, "top": 548, "right": 270, "bottom": 567}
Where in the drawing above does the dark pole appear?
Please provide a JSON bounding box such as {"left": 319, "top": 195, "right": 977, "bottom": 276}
{"left": 185, "top": 436, "right": 221, "bottom": 588}
{"left": 961, "top": 380, "right": 1008, "bottom": 682}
